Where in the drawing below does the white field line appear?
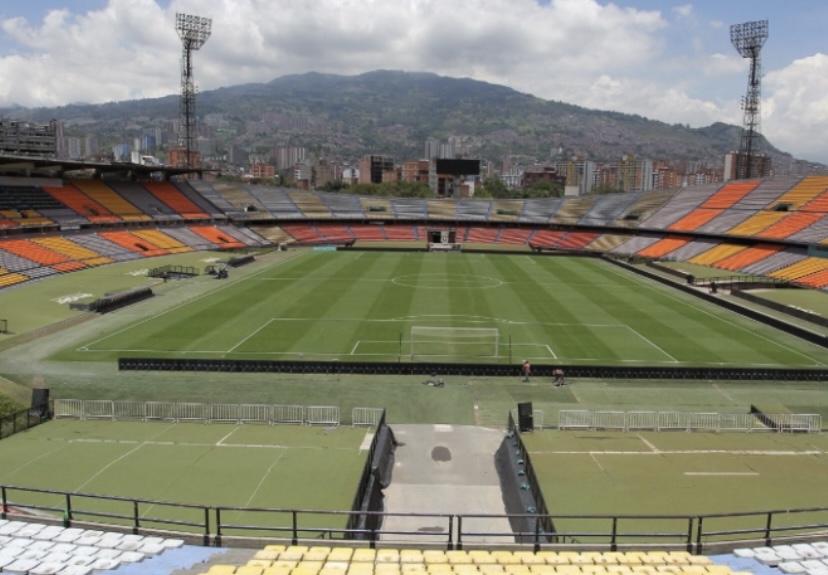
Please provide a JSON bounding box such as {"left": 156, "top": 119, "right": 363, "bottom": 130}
{"left": 68, "top": 437, "right": 356, "bottom": 450}
{"left": 73, "top": 423, "right": 177, "bottom": 493}
{"left": 602, "top": 263, "right": 828, "bottom": 366}
{"left": 530, "top": 449, "right": 824, "bottom": 456}
{"left": 624, "top": 325, "right": 679, "bottom": 363}
{"left": 80, "top": 249, "right": 308, "bottom": 352}
{"left": 216, "top": 427, "right": 240, "bottom": 446}
{"left": 350, "top": 341, "right": 361, "bottom": 355}
{"left": 227, "top": 319, "right": 276, "bottom": 353}
{"left": 244, "top": 450, "right": 288, "bottom": 507}
{"left": 2, "top": 445, "right": 68, "bottom": 480}
{"left": 545, "top": 345, "right": 558, "bottom": 359}
{"left": 684, "top": 472, "right": 759, "bottom": 476}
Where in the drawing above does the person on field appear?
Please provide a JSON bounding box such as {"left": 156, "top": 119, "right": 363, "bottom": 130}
{"left": 522, "top": 360, "right": 531, "bottom": 382}
{"left": 553, "top": 368, "right": 565, "bottom": 387}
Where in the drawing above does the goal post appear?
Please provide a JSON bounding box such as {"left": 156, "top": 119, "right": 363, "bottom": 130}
{"left": 410, "top": 326, "right": 500, "bottom": 361}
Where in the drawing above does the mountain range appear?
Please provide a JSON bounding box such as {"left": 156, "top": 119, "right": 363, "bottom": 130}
{"left": 0, "top": 70, "right": 808, "bottom": 170}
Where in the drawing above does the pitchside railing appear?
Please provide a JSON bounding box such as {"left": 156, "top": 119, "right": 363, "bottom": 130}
{"left": 54, "top": 399, "right": 382, "bottom": 427}
{"left": 559, "top": 409, "right": 822, "bottom": 433}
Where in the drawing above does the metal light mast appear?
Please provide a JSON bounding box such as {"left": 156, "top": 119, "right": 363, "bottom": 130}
{"left": 730, "top": 20, "right": 768, "bottom": 180}
{"left": 175, "top": 13, "right": 212, "bottom": 170}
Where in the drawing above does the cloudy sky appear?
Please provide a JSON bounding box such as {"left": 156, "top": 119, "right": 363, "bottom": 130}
{"left": 1, "top": 0, "right": 827, "bottom": 163}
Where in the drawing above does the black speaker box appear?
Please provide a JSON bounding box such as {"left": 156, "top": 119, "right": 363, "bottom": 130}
{"left": 517, "top": 401, "right": 533, "bottom": 432}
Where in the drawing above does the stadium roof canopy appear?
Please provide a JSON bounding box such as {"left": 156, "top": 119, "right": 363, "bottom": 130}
{"left": 0, "top": 154, "right": 205, "bottom": 180}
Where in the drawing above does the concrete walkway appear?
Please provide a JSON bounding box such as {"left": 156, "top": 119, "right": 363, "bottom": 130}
{"left": 381, "top": 424, "right": 513, "bottom": 546}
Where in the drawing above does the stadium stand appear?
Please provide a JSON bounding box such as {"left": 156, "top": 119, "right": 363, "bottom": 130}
{"left": 349, "top": 224, "right": 387, "bottom": 242}
{"left": 242, "top": 186, "right": 300, "bottom": 219}
{"left": 383, "top": 225, "right": 417, "bottom": 241}
{"left": 456, "top": 199, "right": 491, "bottom": 221}
{"left": 688, "top": 243, "right": 748, "bottom": 267}
{"left": 142, "top": 181, "right": 210, "bottom": 219}
{"left": 788, "top": 216, "right": 828, "bottom": 244}
{"left": 132, "top": 229, "right": 193, "bottom": 254}
{"left": 31, "top": 236, "right": 113, "bottom": 267}
{"left": 693, "top": 209, "right": 755, "bottom": 235}
{"left": 552, "top": 195, "right": 597, "bottom": 225}
{"left": 667, "top": 208, "right": 722, "bottom": 232}
{"left": 42, "top": 184, "right": 119, "bottom": 223}
{"left": 360, "top": 197, "right": 393, "bottom": 219}
{"left": 611, "top": 190, "right": 675, "bottom": 227}
{"left": 713, "top": 244, "right": 783, "bottom": 272}
{"left": 246, "top": 225, "right": 294, "bottom": 246}
{"left": 391, "top": 198, "right": 428, "bottom": 219}
{"left": 702, "top": 180, "right": 760, "bottom": 209}
{"left": 281, "top": 223, "right": 326, "bottom": 244}
{"left": 771, "top": 175, "right": 828, "bottom": 210}
{"left": 105, "top": 181, "right": 180, "bottom": 220}
{"left": 319, "top": 191, "right": 364, "bottom": 219}
{"left": 288, "top": 189, "right": 333, "bottom": 220}
{"left": 635, "top": 236, "right": 691, "bottom": 259}
{"left": 801, "top": 188, "right": 828, "bottom": 213}
{"left": 770, "top": 257, "right": 828, "bottom": 283}
{"left": 161, "top": 227, "right": 222, "bottom": 251}
{"left": 98, "top": 231, "right": 168, "bottom": 257}
{"left": 726, "top": 211, "right": 789, "bottom": 237}
{"left": 584, "top": 233, "right": 634, "bottom": 252}
{"left": 172, "top": 180, "right": 227, "bottom": 218}
{"left": 489, "top": 200, "right": 524, "bottom": 222}
{"left": 427, "top": 199, "right": 458, "bottom": 221}
{"left": 0, "top": 271, "right": 27, "bottom": 288}
{"left": 639, "top": 183, "right": 721, "bottom": 230}
{"left": 610, "top": 235, "right": 665, "bottom": 256}
{"left": 466, "top": 226, "right": 499, "bottom": 244}
{"left": 316, "top": 223, "right": 355, "bottom": 243}
{"left": 518, "top": 197, "right": 561, "bottom": 224}
{"left": 72, "top": 233, "right": 144, "bottom": 262}
{"left": 578, "top": 192, "right": 642, "bottom": 226}
{"left": 69, "top": 180, "right": 151, "bottom": 221}
{"left": 756, "top": 212, "right": 824, "bottom": 239}
{"left": 189, "top": 226, "right": 248, "bottom": 249}
{"left": 740, "top": 249, "right": 807, "bottom": 276}
{"left": 731, "top": 177, "right": 800, "bottom": 210}
{"left": 211, "top": 182, "right": 267, "bottom": 216}
{"left": 530, "top": 230, "right": 567, "bottom": 247}
{"left": 797, "top": 268, "right": 828, "bottom": 289}
{"left": 0, "top": 239, "right": 70, "bottom": 266}
{"left": 557, "top": 231, "right": 600, "bottom": 249}
{"left": 187, "top": 180, "right": 245, "bottom": 218}
{"left": 497, "top": 227, "right": 534, "bottom": 245}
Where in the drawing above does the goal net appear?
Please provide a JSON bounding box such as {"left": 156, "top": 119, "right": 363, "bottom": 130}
{"left": 410, "top": 326, "right": 500, "bottom": 361}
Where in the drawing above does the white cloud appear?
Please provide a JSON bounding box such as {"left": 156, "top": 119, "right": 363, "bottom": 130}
{"left": 0, "top": 0, "right": 826, "bottom": 163}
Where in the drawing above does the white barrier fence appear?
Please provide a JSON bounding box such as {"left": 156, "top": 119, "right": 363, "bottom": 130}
{"left": 559, "top": 410, "right": 822, "bottom": 433}
{"left": 52, "top": 400, "right": 388, "bottom": 427}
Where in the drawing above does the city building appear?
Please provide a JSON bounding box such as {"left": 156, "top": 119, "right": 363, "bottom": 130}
{"left": 358, "top": 155, "right": 395, "bottom": 184}
{"left": 0, "top": 118, "right": 58, "bottom": 158}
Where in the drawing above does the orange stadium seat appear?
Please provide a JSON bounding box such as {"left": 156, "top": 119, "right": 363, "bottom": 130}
{"left": 668, "top": 209, "right": 722, "bottom": 231}
{"left": 143, "top": 181, "right": 209, "bottom": 219}
{"left": 636, "top": 236, "right": 690, "bottom": 259}
{"left": 701, "top": 180, "right": 760, "bottom": 209}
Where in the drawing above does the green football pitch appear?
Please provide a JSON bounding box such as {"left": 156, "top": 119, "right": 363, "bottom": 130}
{"left": 53, "top": 251, "right": 828, "bottom": 368}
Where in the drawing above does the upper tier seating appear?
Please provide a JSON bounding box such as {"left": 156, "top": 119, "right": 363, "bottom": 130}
{"left": 726, "top": 211, "right": 789, "bottom": 237}
{"left": 788, "top": 215, "right": 828, "bottom": 244}
{"left": 392, "top": 198, "right": 427, "bottom": 219}
{"left": 70, "top": 180, "right": 150, "bottom": 221}
{"left": 243, "top": 186, "right": 301, "bottom": 219}
{"left": 187, "top": 181, "right": 244, "bottom": 218}
{"left": 319, "top": 192, "right": 364, "bottom": 219}
{"left": 456, "top": 200, "right": 491, "bottom": 221}
{"left": 694, "top": 208, "right": 754, "bottom": 235}
{"left": 553, "top": 196, "right": 597, "bottom": 225}
{"left": 488, "top": 200, "right": 525, "bottom": 222}
{"left": 360, "top": 197, "right": 393, "bottom": 220}
{"left": 42, "top": 184, "right": 119, "bottom": 223}
{"left": 756, "top": 212, "right": 824, "bottom": 240}
{"left": 173, "top": 180, "right": 227, "bottom": 218}
{"left": 288, "top": 189, "right": 332, "bottom": 219}
{"left": 665, "top": 238, "right": 723, "bottom": 262}
{"left": 688, "top": 243, "right": 747, "bottom": 266}
{"left": 107, "top": 181, "right": 180, "bottom": 219}
{"left": 639, "top": 183, "right": 721, "bottom": 230}
{"left": 612, "top": 191, "right": 675, "bottom": 227}
{"left": 211, "top": 182, "right": 267, "bottom": 217}
{"left": 142, "top": 181, "right": 209, "bottom": 219}
{"left": 427, "top": 200, "right": 458, "bottom": 220}
{"left": 771, "top": 175, "right": 828, "bottom": 210}
{"left": 701, "top": 179, "right": 760, "bottom": 209}
{"left": 668, "top": 209, "right": 722, "bottom": 232}
{"left": 731, "top": 176, "right": 801, "bottom": 210}
{"left": 518, "top": 197, "right": 561, "bottom": 224}
{"left": 579, "top": 192, "right": 642, "bottom": 226}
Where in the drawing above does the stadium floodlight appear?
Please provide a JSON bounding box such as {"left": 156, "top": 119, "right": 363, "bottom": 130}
{"left": 730, "top": 20, "right": 768, "bottom": 180}
{"left": 175, "top": 13, "right": 212, "bottom": 171}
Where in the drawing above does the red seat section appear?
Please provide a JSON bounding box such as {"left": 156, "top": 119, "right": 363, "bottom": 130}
{"left": 143, "top": 182, "right": 209, "bottom": 219}
{"left": 99, "top": 231, "right": 167, "bottom": 256}
{"left": 189, "top": 226, "right": 246, "bottom": 248}
{"left": 42, "top": 185, "right": 120, "bottom": 223}
{"left": 0, "top": 239, "right": 70, "bottom": 265}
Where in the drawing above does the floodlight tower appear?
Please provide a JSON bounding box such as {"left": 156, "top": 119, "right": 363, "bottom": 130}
{"left": 730, "top": 19, "right": 768, "bottom": 180}
{"left": 175, "top": 13, "right": 212, "bottom": 169}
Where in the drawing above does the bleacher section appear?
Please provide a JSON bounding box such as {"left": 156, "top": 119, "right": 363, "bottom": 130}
{"left": 772, "top": 175, "right": 828, "bottom": 210}
{"left": 756, "top": 212, "right": 824, "bottom": 240}
{"left": 741, "top": 249, "right": 807, "bottom": 277}
{"left": 143, "top": 181, "right": 210, "bottom": 219}
{"left": 610, "top": 235, "right": 664, "bottom": 256}
{"left": 99, "top": 231, "right": 168, "bottom": 257}
{"left": 703, "top": 180, "right": 761, "bottom": 209}
{"left": 360, "top": 197, "right": 394, "bottom": 220}
{"left": 0, "top": 186, "right": 56, "bottom": 227}
{"left": 519, "top": 197, "right": 561, "bottom": 224}
{"left": 70, "top": 180, "right": 150, "bottom": 221}
{"left": 488, "top": 200, "right": 525, "bottom": 223}
{"left": 694, "top": 209, "right": 754, "bottom": 235}
{"left": 350, "top": 224, "right": 387, "bottom": 242}
{"left": 132, "top": 230, "right": 193, "bottom": 254}
{"left": 731, "top": 177, "right": 800, "bottom": 210}
{"left": 552, "top": 196, "right": 597, "bottom": 225}
{"left": 466, "top": 227, "right": 500, "bottom": 244}
{"left": 497, "top": 228, "right": 534, "bottom": 245}
{"left": 578, "top": 192, "right": 641, "bottom": 226}
{"left": 42, "top": 184, "right": 119, "bottom": 223}
{"left": 612, "top": 191, "right": 675, "bottom": 227}
{"left": 726, "top": 211, "right": 789, "bottom": 238}
{"left": 281, "top": 224, "right": 326, "bottom": 244}
{"left": 639, "top": 184, "right": 721, "bottom": 230}
{"left": 211, "top": 182, "right": 268, "bottom": 218}
{"left": 31, "top": 237, "right": 113, "bottom": 267}
{"left": 456, "top": 199, "right": 491, "bottom": 221}
{"left": 108, "top": 181, "right": 181, "bottom": 219}
{"left": 190, "top": 226, "right": 247, "bottom": 249}
{"left": 383, "top": 225, "right": 417, "bottom": 241}
{"left": 584, "top": 233, "right": 634, "bottom": 252}
{"left": 770, "top": 257, "right": 828, "bottom": 284}
{"left": 319, "top": 192, "right": 365, "bottom": 219}
{"left": 714, "top": 244, "right": 783, "bottom": 272}
{"left": 665, "top": 238, "right": 724, "bottom": 262}
{"left": 427, "top": 199, "right": 458, "bottom": 221}
{"left": 392, "top": 198, "right": 428, "bottom": 219}
{"left": 688, "top": 243, "right": 748, "bottom": 267}
{"left": 187, "top": 180, "right": 244, "bottom": 218}
{"left": 635, "top": 236, "right": 690, "bottom": 259}
{"left": 315, "top": 223, "right": 355, "bottom": 243}
{"left": 288, "top": 190, "right": 333, "bottom": 220}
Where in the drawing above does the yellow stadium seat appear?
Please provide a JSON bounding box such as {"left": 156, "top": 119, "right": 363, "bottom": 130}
{"left": 401, "top": 565, "right": 427, "bottom": 574}
{"left": 704, "top": 566, "right": 732, "bottom": 575}
{"left": 307, "top": 547, "right": 332, "bottom": 561}
{"left": 426, "top": 565, "right": 453, "bottom": 575}
{"left": 480, "top": 565, "right": 506, "bottom": 574}
{"left": 320, "top": 567, "right": 349, "bottom": 575}
{"left": 376, "top": 548, "right": 401, "bottom": 564}
{"left": 247, "top": 559, "right": 273, "bottom": 568}
{"left": 352, "top": 549, "right": 377, "bottom": 563}
{"left": 264, "top": 545, "right": 287, "bottom": 554}
{"left": 514, "top": 551, "right": 545, "bottom": 566}
{"left": 263, "top": 567, "right": 292, "bottom": 575}
{"left": 347, "top": 564, "right": 374, "bottom": 575}
{"left": 469, "top": 550, "right": 496, "bottom": 565}
{"left": 401, "top": 549, "right": 425, "bottom": 564}
{"left": 206, "top": 566, "right": 236, "bottom": 575}
{"left": 423, "top": 550, "right": 449, "bottom": 565}
{"left": 687, "top": 558, "right": 712, "bottom": 566}
{"left": 375, "top": 564, "right": 402, "bottom": 575}
{"left": 329, "top": 549, "right": 354, "bottom": 562}
{"left": 446, "top": 551, "right": 473, "bottom": 565}
{"left": 529, "top": 566, "right": 557, "bottom": 575}
{"left": 452, "top": 565, "right": 480, "bottom": 575}
{"left": 255, "top": 550, "right": 281, "bottom": 561}
{"left": 271, "top": 560, "right": 299, "bottom": 570}
{"left": 556, "top": 565, "right": 585, "bottom": 575}
{"left": 491, "top": 550, "right": 516, "bottom": 565}
{"left": 582, "top": 566, "right": 610, "bottom": 575}
{"left": 236, "top": 566, "right": 265, "bottom": 575}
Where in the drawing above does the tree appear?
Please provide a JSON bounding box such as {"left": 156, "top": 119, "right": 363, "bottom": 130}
{"left": 524, "top": 180, "right": 564, "bottom": 198}
{"left": 479, "top": 177, "right": 510, "bottom": 198}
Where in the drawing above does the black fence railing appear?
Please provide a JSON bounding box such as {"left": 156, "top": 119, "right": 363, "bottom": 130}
{"left": 1, "top": 484, "right": 828, "bottom": 553}
{"left": 0, "top": 407, "right": 47, "bottom": 441}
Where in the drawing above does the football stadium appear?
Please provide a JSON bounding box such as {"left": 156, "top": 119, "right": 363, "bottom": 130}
{"left": 1, "top": 163, "right": 828, "bottom": 575}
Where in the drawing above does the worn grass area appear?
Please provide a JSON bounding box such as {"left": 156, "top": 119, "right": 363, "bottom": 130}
{"left": 523, "top": 429, "right": 828, "bottom": 541}
{"left": 0, "top": 419, "right": 367, "bottom": 531}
